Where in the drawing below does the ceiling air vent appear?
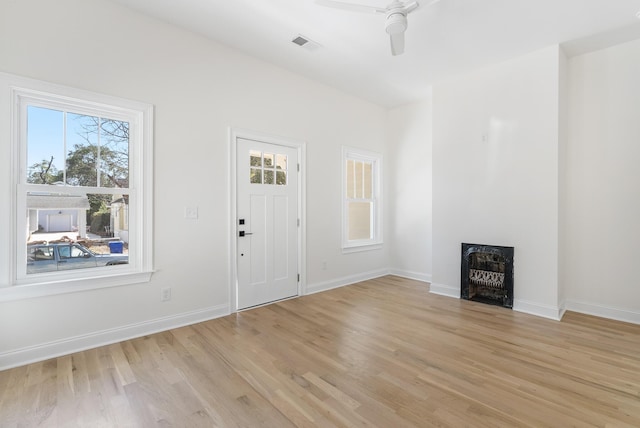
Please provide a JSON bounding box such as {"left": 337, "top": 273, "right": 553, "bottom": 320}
{"left": 291, "top": 34, "right": 321, "bottom": 52}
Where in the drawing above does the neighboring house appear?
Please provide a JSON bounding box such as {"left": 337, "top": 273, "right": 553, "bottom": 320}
{"left": 110, "top": 195, "right": 129, "bottom": 243}
{"left": 27, "top": 193, "right": 90, "bottom": 240}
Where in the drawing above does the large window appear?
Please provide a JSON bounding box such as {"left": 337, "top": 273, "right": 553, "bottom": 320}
{"left": 7, "top": 77, "right": 153, "bottom": 295}
{"left": 342, "top": 146, "right": 382, "bottom": 251}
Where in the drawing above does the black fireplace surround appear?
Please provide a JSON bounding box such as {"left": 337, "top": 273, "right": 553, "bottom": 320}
{"left": 461, "top": 243, "right": 514, "bottom": 308}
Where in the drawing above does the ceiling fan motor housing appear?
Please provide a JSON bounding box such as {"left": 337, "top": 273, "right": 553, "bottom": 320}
{"left": 385, "top": 11, "right": 408, "bottom": 35}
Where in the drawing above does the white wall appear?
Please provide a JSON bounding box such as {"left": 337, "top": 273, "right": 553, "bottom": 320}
{"left": 563, "top": 38, "right": 640, "bottom": 324}
{"left": 387, "top": 97, "right": 433, "bottom": 282}
{"left": 3, "top": 0, "right": 639, "bottom": 370}
{"left": 0, "top": 0, "right": 388, "bottom": 368}
{"left": 431, "top": 46, "right": 563, "bottom": 319}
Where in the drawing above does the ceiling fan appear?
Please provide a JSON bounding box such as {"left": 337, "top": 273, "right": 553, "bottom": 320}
{"left": 315, "top": 0, "right": 440, "bottom": 56}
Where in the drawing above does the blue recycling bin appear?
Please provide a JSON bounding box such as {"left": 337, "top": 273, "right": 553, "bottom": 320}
{"left": 109, "top": 241, "right": 124, "bottom": 254}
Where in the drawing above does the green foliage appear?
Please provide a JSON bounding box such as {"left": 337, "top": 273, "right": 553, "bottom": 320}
{"left": 74, "top": 116, "right": 129, "bottom": 188}
{"left": 27, "top": 157, "right": 63, "bottom": 184}
{"left": 90, "top": 211, "right": 111, "bottom": 234}
{"left": 87, "top": 194, "right": 112, "bottom": 217}
{"left": 65, "top": 142, "right": 128, "bottom": 188}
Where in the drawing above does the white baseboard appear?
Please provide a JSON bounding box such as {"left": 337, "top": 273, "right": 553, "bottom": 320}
{"left": 429, "top": 282, "right": 459, "bottom": 298}
{"left": 0, "top": 304, "right": 229, "bottom": 371}
{"left": 387, "top": 269, "right": 432, "bottom": 283}
{"left": 11, "top": 279, "right": 636, "bottom": 373}
{"left": 564, "top": 300, "right": 640, "bottom": 325}
{"left": 558, "top": 301, "right": 567, "bottom": 320}
{"left": 513, "top": 299, "right": 563, "bottom": 321}
{"left": 428, "top": 283, "right": 566, "bottom": 321}
{"left": 305, "top": 269, "right": 389, "bottom": 295}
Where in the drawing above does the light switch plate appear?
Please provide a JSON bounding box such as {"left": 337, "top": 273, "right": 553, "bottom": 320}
{"left": 185, "top": 207, "right": 198, "bottom": 219}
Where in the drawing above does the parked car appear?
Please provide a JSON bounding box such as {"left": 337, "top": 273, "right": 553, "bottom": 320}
{"left": 27, "top": 242, "right": 128, "bottom": 274}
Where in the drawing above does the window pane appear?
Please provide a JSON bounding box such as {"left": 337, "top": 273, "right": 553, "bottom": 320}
{"left": 26, "top": 106, "right": 65, "bottom": 185}
{"left": 26, "top": 191, "right": 129, "bottom": 274}
{"left": 250, "top": 168, "right": 262, "bottom": 183}
{"left": 27, "top": 192, "right": 88, "bottom": 240}
{"left": 66, "top": 113, "right": 99, "bottom": 187}
{"left": 264, "top": 170, "right": 274, "bottom": 184}
{"left": 363, "top": 162, "right": 372, "bottom": 199}
{"left": 250, "top": 151, "right": 262, "bottom": 167}
{"left": 346, "top": 159, "right": 355, "bottom": 198}
{"left": 264, "top": 153, "right": 274, "bottom": 168}
{"left": 26, "top": 192, "right": 130, "bottom": 240}
{"left": 99, "top": 118, "right": 130, "bottom": 188}
{"left": 348, "top": 202, "right": 371, "bottom": 240}
{"left": 276, "top": 171, "right": 287, "bottom": 185}
{"left": 355, "top": 161, "right": 363, "bottom": 198}
{"left": 27, "top": 108, "right": 130, "bottom": 190}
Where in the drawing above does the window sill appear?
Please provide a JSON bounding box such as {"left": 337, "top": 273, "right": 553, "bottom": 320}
{"left": 342, "top": 243, "right": 383, "bottom": 254}
{"left": 0, "top": 271, "right": 153, "bottom": 302}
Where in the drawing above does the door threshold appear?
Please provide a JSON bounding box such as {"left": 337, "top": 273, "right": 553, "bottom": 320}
{"left": 237, "top": 294, "right": 299, "bottom": 312}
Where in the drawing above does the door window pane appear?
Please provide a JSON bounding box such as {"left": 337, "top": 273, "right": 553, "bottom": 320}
{"left": 250, "top": 151, "right": 262, "bottom": 167}
{"left": 250, "top": 168, "right": 262, "bottom": 183}
{"left": 276, "top": 171, "right": 287, "bottom": 185}
{"left": 264, "top": 153, "right": 274, "bottom": 168}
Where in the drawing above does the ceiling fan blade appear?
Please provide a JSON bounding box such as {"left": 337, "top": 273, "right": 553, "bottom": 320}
{"left": 389, "top": 31, "right": 405, "bottom": 56}
{"left": 403, "top": 1, "right": 420, "bottom": 14}
{"left": 315, "top": 0, "right": 386, "bottom": 14}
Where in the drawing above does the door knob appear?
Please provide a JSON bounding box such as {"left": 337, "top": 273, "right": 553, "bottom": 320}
{"left": 239, "top": 231, "right": 253, "bottom": 237}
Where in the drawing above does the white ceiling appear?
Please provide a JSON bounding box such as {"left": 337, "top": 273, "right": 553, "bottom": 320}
{"left": 110, "top": 0, "right": 640, "bottom": 107}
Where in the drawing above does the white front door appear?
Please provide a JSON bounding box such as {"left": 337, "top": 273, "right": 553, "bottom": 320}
{"left": 236, "top": 138, "right": 299, "bottom": 309}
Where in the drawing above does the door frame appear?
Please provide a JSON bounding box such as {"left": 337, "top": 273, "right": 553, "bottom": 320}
{"left": 229, "top": 127, "right": 306, "bottom": 313}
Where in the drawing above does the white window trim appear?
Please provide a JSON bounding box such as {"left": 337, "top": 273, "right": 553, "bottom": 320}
{"left": 341, "top": 146, "right": 383, "bottom": 253}
{"left": 0, "top": 73, "right": 154, "bottom": 302}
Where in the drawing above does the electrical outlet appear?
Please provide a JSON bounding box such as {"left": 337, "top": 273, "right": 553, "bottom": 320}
{"left": 322, "top": 261, "right": 327, "bottom": 270}
{"left": 161, "top": 287, "right": 172, "bottom": 302}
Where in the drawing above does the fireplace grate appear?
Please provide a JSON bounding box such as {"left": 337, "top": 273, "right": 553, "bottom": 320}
{"left": 469, "top": 269, "right": 505, "bottom": 289}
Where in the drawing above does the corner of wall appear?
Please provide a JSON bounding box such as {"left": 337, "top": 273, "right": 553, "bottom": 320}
{"left": 513, "top": 299, "right": 564, "bottom": 321}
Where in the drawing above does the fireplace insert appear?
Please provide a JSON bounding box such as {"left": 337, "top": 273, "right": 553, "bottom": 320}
{"left": 461, "top": 243, "right": 514, "bottom": 308}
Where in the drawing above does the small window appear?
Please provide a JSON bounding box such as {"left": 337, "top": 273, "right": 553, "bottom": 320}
{"left": 342, "top": 146, "right": 382, "bottom": 251}
{"left": 249, "top": 150, "right": 288, "bottom": 185}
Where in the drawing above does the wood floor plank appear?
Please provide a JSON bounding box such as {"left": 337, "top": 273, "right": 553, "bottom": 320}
{"left": 1, "top": 275, "right": 640, "bottom": 427}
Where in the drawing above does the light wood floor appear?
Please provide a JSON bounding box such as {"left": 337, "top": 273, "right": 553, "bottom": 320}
{"left": 1, "top": 276, "right": 640, "bottom": 427}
